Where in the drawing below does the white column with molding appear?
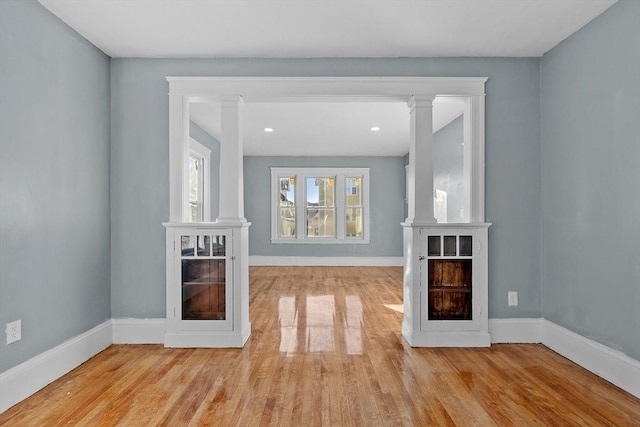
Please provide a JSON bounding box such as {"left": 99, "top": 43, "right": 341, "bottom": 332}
{"left": 217, "top": 96, "right": 247, "bottom": 223}
{"left": 405, "top": 95, "right": 437, "bottom": 226}
{"left": 169, "top": 94, "right": 190, "bottom": 222}
{"left": 402, "top": 95, "right": 436, "bottom": 345}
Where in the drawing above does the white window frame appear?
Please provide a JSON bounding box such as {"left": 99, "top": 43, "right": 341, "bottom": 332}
{"left": 184, "top": 138, "right": 211, "bottom": 222}
{"left": 270, "top": 167, "right": 370, "bottom": 244}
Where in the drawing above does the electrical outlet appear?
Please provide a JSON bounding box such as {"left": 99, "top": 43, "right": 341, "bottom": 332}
{"left": 508, "top": 292, "right": 518, "bottom": 307}
{"left": 6, "top": 320, "right": 21, "bottom": 344}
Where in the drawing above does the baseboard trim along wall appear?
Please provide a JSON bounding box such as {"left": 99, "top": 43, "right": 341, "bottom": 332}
{"left": 0, "top": 320, "right": 112, "bottom": 413}
{"left": 2, "top": 317, "right": 638, "bottom": 413}
{"left": 249, "top": 256, "right": 404, "bottom": 266}
{"left": 112, "top": 318, "right": 167, "bottom": 344}
{"left": 489, "top": 318, "right": 544, "bottom": 343}
{"left": 541, "top": 320, "right": 640, "bottom": 398}
{"left": 489, "top": 318, "right": 640, "bottom": 398}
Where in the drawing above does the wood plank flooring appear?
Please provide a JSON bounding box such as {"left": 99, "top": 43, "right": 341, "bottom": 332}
{"left": 1, "top": 266, "right": 638, "bottom": 426}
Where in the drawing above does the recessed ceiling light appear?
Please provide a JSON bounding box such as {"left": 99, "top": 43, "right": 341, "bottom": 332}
{"left": 370, "top": 126, "right": 380, "bottom": 132}
{"left": 264, "top": 127, "right": 274, "bottom": 133}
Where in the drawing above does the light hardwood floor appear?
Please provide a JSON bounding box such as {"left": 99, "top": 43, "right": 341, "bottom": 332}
{"left": 1, "top": 266, "right": 638, "bottom": 426}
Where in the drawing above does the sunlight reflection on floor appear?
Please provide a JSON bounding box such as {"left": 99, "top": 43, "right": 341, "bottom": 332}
{"left": 383, "top": 304, "right": 404, "bottom": 313}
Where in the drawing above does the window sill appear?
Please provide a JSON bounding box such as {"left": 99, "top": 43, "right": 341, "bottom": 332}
{"left": 271, "top": 238, "right": 371, "bottom": 245}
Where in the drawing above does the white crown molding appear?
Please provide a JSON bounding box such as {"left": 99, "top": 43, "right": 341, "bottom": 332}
{"left": 249, "top": 256, "right": 404, "bottom": 267}
{"left": 0, "top": 321, "right": 112, "bottom": 413}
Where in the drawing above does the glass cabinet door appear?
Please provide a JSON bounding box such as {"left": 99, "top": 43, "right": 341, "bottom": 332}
{"left": 179, "top": 232, "right": 232, "bottom": 326}
{"left": 422, "top": 231, "right": 479, "bottom": 331}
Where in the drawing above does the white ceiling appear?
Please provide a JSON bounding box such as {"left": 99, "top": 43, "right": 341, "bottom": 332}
{"left": 38, "top": 0, "right": 617, "bottom": 58}
{"left": 190, "top": 100, "right": 464, "bottom": 156}
{"left": 37, "top": 0, "right": 616, "bottom": 156}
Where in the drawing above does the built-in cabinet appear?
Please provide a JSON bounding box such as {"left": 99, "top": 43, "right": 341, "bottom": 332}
{"left": 163, "top": 223, "right": 251, "bottom": 347}
{"left": 403, "top": 223, "right": 490, "bottom": 347}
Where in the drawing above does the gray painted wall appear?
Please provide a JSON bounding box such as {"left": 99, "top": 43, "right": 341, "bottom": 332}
{"left": 189, "top": 120, "right": 220, "bottom": 219}
{"left": 245, "top": 156, "right": 405, "bottom": 256}
{"left": 0, "top": 0, "right": 111, "bottom": 372}
{"left": 110, "top": 57, "right": 541, "bottom": 319}
{"left": 540, "top": 0, "right": 640, "bottom": 359}
{"left": 433, "top": 115, "right": 465, "bottom": 223}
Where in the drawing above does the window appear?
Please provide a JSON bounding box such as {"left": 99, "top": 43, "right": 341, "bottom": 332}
{"left": 271, "top": 168, "right": 370, "bottom": 243}
{"left": 306, "top": 177, "right": 335, "bottom": 238}
{"left": 185, "top": 138, "right": 211, "bottom": 222}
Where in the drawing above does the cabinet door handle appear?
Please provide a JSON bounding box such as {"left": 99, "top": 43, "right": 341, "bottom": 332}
{"left": 418, "top": 256, "right": 425, "bottom": 261}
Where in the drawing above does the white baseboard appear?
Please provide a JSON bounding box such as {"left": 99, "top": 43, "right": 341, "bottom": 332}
{"left": 406, "top": 331, "right": 491, "bottom": 347}
{"left": 112, "top": 318, "right": 166, "bottom": 344}
{"left": 164, "top": 329, "right": 250, "bottom": 348}
{"left": 487, "top": 318, "right": 639, "bottom": 398}
{"left": 489, "top": 318, "right": 544, "bottom": 343}
{"left": 249, "top": 256, "right": 403, "bottom": 266}
{"left": 542, "top": 320, "right": 640, "bottom": 398}
{"left": 0, "top": 320, "right": 112, "bottom": 413}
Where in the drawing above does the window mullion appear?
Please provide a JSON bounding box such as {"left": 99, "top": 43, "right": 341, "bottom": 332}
{"left": 271, "top": 172, "right": 279, "bottom": 240}
{"left": 363, "top": 172, "right": 369, "bottom": 241}
{"left": 336, "top": 174, "right": 345, "bottom": 240}
{"left": 296, "top": 175, "right": 305, "bottom": 240}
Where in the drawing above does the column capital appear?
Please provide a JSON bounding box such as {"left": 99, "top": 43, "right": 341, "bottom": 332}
{"left": 220, "top": 95, "right": 245, "bottom": 109}
{"left": 408, "top": 95, "right": 434, "bottom": 111}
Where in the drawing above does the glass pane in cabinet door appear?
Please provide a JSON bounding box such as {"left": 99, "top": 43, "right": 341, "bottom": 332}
{"left": 444, "top": 236, "right": 457, "bottom": 256}
{"left": 212, "top": 235, "right": 226, "bottom": 256}
{"left": 428, "top": 236, "right": 441, "bottom": 256}
{"left": 181, "top": 235, "right": 195, "bottom": 257}
{"left": 197, "top": 235, "right": 210, "bottom": 256}
{"left": 182, "top": 259, "right": 226, "bottom": 320}
{"left": 459, "top": 236, "right": 472, "bottom": 256}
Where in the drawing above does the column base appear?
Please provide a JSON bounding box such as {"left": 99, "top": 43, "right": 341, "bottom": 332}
{"left": 214, "top": 217, "right": 249, "bottom": 226}
{"left": 402, "top": 217, "right": 437, "bottom": 227}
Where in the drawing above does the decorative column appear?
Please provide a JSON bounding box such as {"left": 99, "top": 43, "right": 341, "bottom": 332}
{"left": 402, "top": 94, "right": 436, "bottom": 346}
{"left": 217, "top": 95, "right": 251, "bottom": 346}
{"left": 168, "top": 94, "right": 190, "bottom": 222}
{"left": 405, "top": 95, "right": 437, "bottom": 225}
{"left": 217, "top": 96, "right": 247, "bottom": 223}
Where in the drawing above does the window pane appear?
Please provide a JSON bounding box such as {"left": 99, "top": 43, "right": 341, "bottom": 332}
{"left": 188, "top": 157, "right": 198, "bottom": 202}
{"left": 346, "top": 207, "right": 362, "bottom": 237}
{"left": 345, "top": 177, "right": 361, "bottom": 206}
{"left": 189, "top": 202, "right": 200, "bottom": 223}
{"left": 306, "top": 177, "right": 335, "bottom": 237}
{"left": 307, "top": 207, "right": 335, "bottom": 237}
{"left": 279, "top": 177, "right": 296, "bottom": 237}
{"left": 346, "top": 177, "right": 362, "bottom": 237}
{"left": 188, "top": 155, "right": 203, "bottom": 222}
